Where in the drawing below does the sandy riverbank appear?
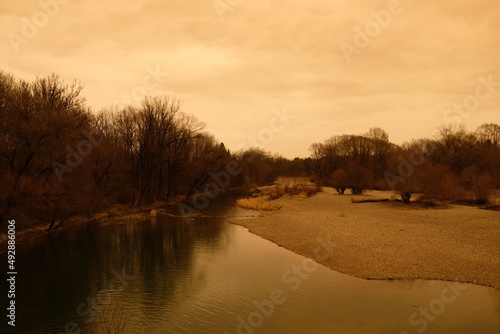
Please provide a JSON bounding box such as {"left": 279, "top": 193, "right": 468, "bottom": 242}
{"left": 230, "top": 188, "right": 500, "bottom": 289}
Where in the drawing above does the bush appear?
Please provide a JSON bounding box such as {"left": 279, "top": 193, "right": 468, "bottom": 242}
{"left": 461, "top": 167, "right": 494, "bottom": 204}
{"left": 345, "top": 162, "right": 373, "bottom": 195}
{"left": 417, "top": 163, "right": 463, "bottom": 203}
{"left": 330, "top": 169, "right": 349, "bottom": 194}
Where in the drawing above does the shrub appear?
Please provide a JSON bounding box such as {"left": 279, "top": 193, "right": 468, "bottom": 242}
{"left": 461, "top": 167, "right": 494, "bottom": 204}
{"left": 330, "top": 169, "right": 349, "bottom": 194}
{"left": 417, "top": 163, "right": 463, "bottom": 203}
{"left": 345, "top": 162, "right": 373, "bottom": 195}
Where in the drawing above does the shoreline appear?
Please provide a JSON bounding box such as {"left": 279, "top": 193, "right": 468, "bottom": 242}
{"left": 0, "top": 188, "right": 249, "bottom": 255}
{"left": 4, "top": 188, "right": 499, "bottom": 290}
{"left": 0, "top": 207, "right": 153, "bottom": 256}
{"left": 229, "top": 188, "right": 500, "bottom": 290}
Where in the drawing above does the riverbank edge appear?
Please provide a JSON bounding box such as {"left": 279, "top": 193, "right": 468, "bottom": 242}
{"left": 0, "top": 187, "right": 254, "bottom": 256}
{"left": 228, "top": 191, "right": 500, "bottom": 291}
{"left": 0, "top": 206, "right": 153, "bottom": 256}
{"left": 231, "top": 220, "right": 500, "bottom": 290}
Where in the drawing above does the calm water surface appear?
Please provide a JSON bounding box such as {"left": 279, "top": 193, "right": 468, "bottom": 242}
{"left": 4, "top": 201, "right": 500, "bottom": 334}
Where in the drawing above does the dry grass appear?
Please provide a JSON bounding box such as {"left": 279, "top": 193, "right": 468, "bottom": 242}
{"left": 237, "top": 178, "right": 321, "bottom": 211}
{"left": 236, "top": 198, "right": 283, "bottom": 211}
{"left": 276, "top": 177, "right": 321, "bottom": 197}
{"left": 150, "top": 208, "right": 174, "bottom": 217}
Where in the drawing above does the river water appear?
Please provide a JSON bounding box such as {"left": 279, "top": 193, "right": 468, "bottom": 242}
{"left": 4, "top": 200, "right": 500, "bottom": 334}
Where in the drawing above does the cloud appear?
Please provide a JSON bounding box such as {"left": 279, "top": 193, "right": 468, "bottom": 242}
{"left": 1, "top": 0, "right": 499, "bottom": 158}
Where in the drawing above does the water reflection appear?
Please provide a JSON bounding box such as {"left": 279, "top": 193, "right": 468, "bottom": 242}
{"left": 5, "top": 199, "right": 500, "bottom": 334}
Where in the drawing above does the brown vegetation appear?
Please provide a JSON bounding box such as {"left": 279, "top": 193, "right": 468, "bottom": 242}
{"left": 311, "top": 124, "right": 500, "bottom": 205}
{"left": 0, "top": 72, "right": 238, "bottom": 232}
{"left": 236, "top": 198, "right": 283, "bottom": 211}
{"left": 236, "top": 178, "right": 320, "bottom": 211}
{"left": 1, "top": 73, "right": 304, "bottom": 233}
{"left": 1, "top": 71, "right": 499, "bottom": 235}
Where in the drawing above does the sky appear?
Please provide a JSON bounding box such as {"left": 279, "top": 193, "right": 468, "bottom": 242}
{"left": 1, "top": 0, "right": 499, "bottom": 158}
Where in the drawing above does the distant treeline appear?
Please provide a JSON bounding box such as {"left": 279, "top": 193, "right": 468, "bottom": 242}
{"left": 309, "top": 125, "right": 500, "bottom": 204}
{"left": 1, "top": 72, "right": 499, "bottom": 231}
{"left": 0, "top": 73, "right": 291, "bottom": 231}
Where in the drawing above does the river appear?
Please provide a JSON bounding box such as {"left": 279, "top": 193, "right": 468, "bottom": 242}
{"left": 5, "top": 199, "right": 500, "bottom": 333}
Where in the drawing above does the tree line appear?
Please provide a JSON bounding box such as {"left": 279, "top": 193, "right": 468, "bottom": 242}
{"left": 1, "top": 72, "right": 498, "bottom": 232}
{"left": 0, "top": 72, "right": 270, "bottom": 231}
{"left": 309, "top": 124, "right": 500, "bottom": 204}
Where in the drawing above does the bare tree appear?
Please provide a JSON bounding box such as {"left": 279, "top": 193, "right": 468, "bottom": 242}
{"left": 330, "top": 169, "right": 349, "bottom": 194}
{"left": 0, "top": 73, "right": 90, "bottom": 229}
{"left": 476, "top": 123, "right": 500, "bottom": 147}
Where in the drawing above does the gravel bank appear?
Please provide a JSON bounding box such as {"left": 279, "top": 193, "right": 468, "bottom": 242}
{"left": 230, "top": 189, "right": 500, "bottom": 289}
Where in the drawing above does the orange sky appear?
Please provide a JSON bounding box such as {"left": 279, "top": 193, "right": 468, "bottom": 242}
{"left": 1, "top": 0, "right": 499, "bottom": 158}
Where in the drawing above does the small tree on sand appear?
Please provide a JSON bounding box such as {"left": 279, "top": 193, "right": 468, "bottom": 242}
{"left": 345, "top": 162, "right": 373, "bottom": 195}
{"left": 386, "top": 154, "right": 462, "bottom": 204}
{"left": 330, "top": 169, "right": 349, "bottom": 194}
